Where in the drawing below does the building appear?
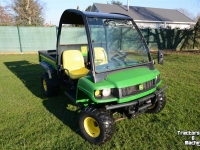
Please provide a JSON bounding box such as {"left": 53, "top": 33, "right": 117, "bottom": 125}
{"left": 90, "top": 3, "right": 196, "bottom": 29}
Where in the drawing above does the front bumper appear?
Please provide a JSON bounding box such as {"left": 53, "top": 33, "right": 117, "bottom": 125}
{"left": 105, "top": 86, "right": 167, "bottom": 111}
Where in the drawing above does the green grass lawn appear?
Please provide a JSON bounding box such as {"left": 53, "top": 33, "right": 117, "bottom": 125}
{"left": 0, "top": 53, "right": 200, "bottom": 149}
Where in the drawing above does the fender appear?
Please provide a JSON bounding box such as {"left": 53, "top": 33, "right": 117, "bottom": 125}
{"left": 40, "top": 61, "right": 56, "bottom": 79}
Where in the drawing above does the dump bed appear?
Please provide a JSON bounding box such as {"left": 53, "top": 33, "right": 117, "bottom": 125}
{"left": 38, "top": 50, "right": 57, "bottom": 70}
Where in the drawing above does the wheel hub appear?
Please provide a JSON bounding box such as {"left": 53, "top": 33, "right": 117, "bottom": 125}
{"left": 84, "top": 117, "right": 100, "bottom": 138}
{"left": 43, "top": 79, "right": 47, "bottom": 91}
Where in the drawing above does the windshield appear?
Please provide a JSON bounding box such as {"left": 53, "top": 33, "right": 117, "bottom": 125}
{"left": 88, "top": 18, "right": 150, "bottom": 73}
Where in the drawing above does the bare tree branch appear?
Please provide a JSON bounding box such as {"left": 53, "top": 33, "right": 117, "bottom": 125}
{"left": 110, "top": 0, "right": 123, "bottom": 5}
{"left": 0, "top": 5, "right": 13, "bottom": 25}
{"left": 10, "top": 0, "right": 46, "bottom": 26}
{"left": 26, "top": 0, "right": 29, "bottom": 10}
{"left": 177, "top": 8, "right": 194, "bottom": 20}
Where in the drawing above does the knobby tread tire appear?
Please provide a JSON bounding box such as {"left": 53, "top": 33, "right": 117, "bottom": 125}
{"left": 146, "top": 92, "right": 166, "bottom": 114}
{"left": 41, "top": 72, "right": 60, "bottom": 96}
{"left": 79, "top": 106, "right": 115, "bottom": 145}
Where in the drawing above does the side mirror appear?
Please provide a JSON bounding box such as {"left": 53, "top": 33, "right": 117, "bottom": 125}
{"left": 158, "top": 50, "right": 164, "bottom": 65}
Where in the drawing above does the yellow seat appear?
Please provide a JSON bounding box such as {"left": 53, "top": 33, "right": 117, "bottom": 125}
{"left": 62, "top": 50, "right": 89, "bottom": 79}
{"left": 94, "top": 47, "right": 108, "bottom": 66}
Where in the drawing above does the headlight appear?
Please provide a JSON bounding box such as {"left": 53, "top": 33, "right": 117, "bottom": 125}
{"left": 94, "top": 89, "right": 111, "bottom": 97}
{"left": 102, "top": 89, "right": 111, "bottom": 97}
{"left": 94, "top": 90, "right": 102, "bottom": 97}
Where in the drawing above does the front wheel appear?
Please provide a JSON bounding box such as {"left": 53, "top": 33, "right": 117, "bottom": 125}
{"left": 79, "top": 107, "right": 115, "bottom": 145}
{"left": 146, "top": 92, "right": 166, "bottom": 113}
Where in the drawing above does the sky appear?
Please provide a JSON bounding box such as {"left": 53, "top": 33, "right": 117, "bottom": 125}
{"left": 0, "top": 0, "right": 199, "bottom": 25}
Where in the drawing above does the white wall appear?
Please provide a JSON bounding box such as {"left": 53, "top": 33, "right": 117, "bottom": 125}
{"left": 136, "top": 22, "right": 191, "bottom": 29}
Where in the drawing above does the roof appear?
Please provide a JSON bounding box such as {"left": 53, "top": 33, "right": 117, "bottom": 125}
{"left": 83, "top": 11, "right": 131, "bottom": 19}
{"left": 92, "top": 3, "right": 195, "bottom": 23}
{"left": 59, "top": 9, "right": 132, "bottom": 25}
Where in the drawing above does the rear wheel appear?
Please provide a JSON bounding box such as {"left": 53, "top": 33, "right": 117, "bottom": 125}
{"left": 79, "top": 107, "right": 115, "bottom": 145}
{"left": 146, "top": 92, "right": 166, "bottom": 113}
{"left": 41, "top": 72, "right": 60, "bottom": 96}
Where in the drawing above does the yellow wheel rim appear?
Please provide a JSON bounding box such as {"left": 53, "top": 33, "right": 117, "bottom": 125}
{"left": 84, "top": 117, "right": 100, "bottom": 138}
{"left": 148, "top": 104, "right": 155, "bottom": 109}
{"left": 43, "top": 79, "right": 47, "bottom": 91}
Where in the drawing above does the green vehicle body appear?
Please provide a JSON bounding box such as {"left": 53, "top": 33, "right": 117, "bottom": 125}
{"left": 77, "top": 68, "right": 161, "bottom": 104}
{"left": 39, "top": 51, "right": 162, "bottom": 105}
{"left": 39, "top": 54, "right": 57, "bottom": 70}
{"left": 38, "top": 9, "right": 167, "bottom": 144}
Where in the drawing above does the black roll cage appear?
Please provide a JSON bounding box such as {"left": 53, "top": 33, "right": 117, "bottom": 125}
{"left": 56, "top": 9, "right": 152, "bottom": 83}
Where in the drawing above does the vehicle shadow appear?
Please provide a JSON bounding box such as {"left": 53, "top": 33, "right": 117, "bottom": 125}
{"left": 4, "top": 60, "right": 81, "bottom": 136}
{"left": 42, "top": 94, "right": 81, "bottom": 135}
{"left": 4, "top": 60, "right": 45, "bottom": 98}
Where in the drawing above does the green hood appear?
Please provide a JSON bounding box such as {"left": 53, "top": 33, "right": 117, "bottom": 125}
{"left": 77, "top": 67, "right": 160, "bottom": 104}
{"left": 106, "top": 67, "right": 159, "bottom": 88}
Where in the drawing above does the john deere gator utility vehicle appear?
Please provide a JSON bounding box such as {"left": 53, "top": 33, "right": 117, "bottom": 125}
{"left": 38, "top": 9, "right": 167, "bottom": 145}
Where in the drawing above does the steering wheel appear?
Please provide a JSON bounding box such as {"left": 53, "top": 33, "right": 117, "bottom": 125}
{"left": 111, "top": 50, "right": 128, "bottom": 61}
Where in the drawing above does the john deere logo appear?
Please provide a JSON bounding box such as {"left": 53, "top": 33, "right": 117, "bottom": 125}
{"left": 139, "top": 84, "right": 144, "bottom": 90}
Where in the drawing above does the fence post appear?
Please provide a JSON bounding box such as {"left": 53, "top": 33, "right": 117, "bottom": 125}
{"left": 171, "top": 29, "right": 174, "bottom": 50}
{"left": 17, "top": 26, "right": 23, "bottom": 53}
{"left": 193, "top": 27, "right": 196, "bottom": 49}
{"left": 147, "top": 28, "right": 150, "bottom": 46}
{"left": 56, "top": 26, "right": 58, "bottom": 36}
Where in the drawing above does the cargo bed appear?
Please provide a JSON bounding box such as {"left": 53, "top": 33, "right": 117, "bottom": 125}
{"left": 38, "top": 50, "right": 57, "bottom": 70}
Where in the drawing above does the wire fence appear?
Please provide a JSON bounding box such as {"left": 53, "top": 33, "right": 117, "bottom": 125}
{"left": 141, "top": 29, "right": 200, "bottom": 50}
{"left": 0, "top": 26, "right": 199, "bottom": 53}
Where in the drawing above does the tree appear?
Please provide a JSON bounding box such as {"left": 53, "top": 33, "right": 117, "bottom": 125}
{"left": 0, "top": 5, "right": 13, "bottom": 25}
{"left": 10, "top": 0, "right": 46, "bottom": 26}
{"left": 110, "top": 0, "right": 123, "bottom": 6}
{"left": 195, "top": 18, "right": 200, "bottom": 31}
{"left": 192, "top": 17, "right": 200, "bottom": 48}
{"left": 85, "top": 5, "right": 91, "bottom": 12}
{"left": 193, "top": 12, "right": 200, "bottom": 22}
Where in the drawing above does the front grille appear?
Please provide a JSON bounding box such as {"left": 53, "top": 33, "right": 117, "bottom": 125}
{"left": 121, "top": 79, "right": 155, "bottom": 97}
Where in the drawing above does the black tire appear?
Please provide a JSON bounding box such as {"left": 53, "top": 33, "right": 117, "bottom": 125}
{"left": 79, "top": 107, "right": 115, "bottom": 145}
{"left": 146, "top": 92, "right": 166, "bottom": 114}
{"left": 41, "top": 72, "right": 60, "bottom": 96}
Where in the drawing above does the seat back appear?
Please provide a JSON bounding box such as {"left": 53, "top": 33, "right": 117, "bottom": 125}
{"left": 62, "top": 50, "right": 85, "bottom": 73}
{"left": 94, "top": 47, "right": 108, "bottom": 66}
